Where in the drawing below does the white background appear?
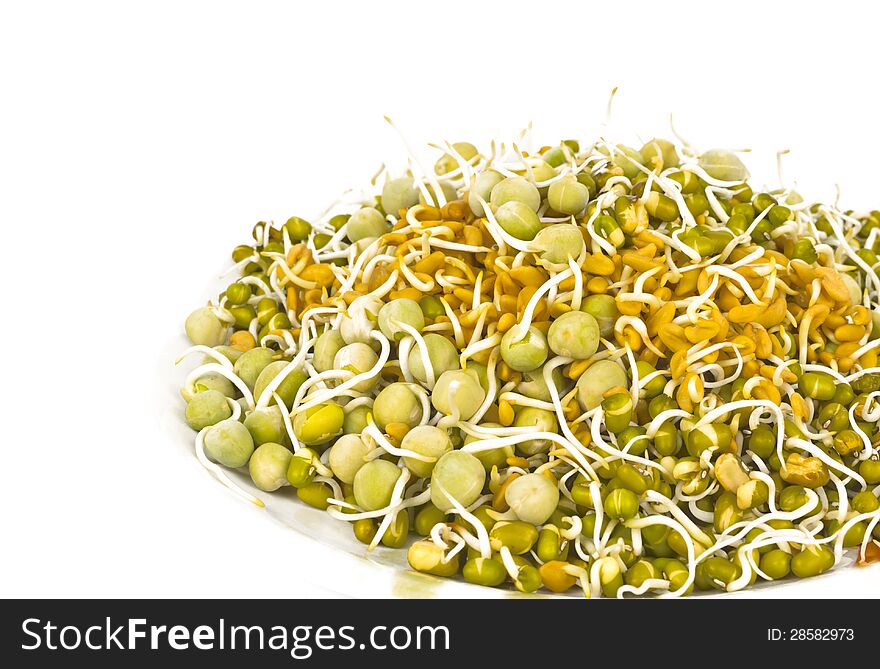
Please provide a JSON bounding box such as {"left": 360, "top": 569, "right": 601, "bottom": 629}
{"left": 2, "top": 0, "right": 879, "bottom": 598}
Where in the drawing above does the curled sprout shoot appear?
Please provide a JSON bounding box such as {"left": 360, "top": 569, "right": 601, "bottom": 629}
{"left": 178, "top": 124, "right": 880, "bottom": 596}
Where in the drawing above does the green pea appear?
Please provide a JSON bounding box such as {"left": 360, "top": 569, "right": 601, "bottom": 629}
{"left": 536, "top": 525, "right": 568, "bottom": 563}
{"left": 640, "top": 138, "right": 679, "bottom": 171}
{"left": 203, "top": 419, "right": 254, "bottom": 468}
{"left": 490, "top": 176, "right": 540, "bottom": 212}
{"left": 490, "top": 520, "right": 538, "bottom": 555}
{"left": 505, "top": 473, "right": 559, "bottom": 525}
{"left": 372, "top": 383, "right": 423, "bottom": 431}
{"left": 292, "top": 403, "right": 345, "bottom": 446}
{"left": 212, "top": 345, "right": 245, "bottom": 365}
{"left": 342, "top": 405, "right": 371, "bottom": 435}
{"left": 514, "top": 366, "right": 565, "bottom": 403}
{"left": 407, "top": 333, "right": 459, "bottom": 385}
{"left": 514, "top": 563, "right": 542, "bottom": 594}
{"left": 187, "top": 371, "right": 235, "bottom": 401}
{"left": 852, "top": 490, "right": 880, "bottom": 514}
{"left": 648, "top": 394, "right": 677, "bottom": 419}
{"left": 654, "top": 421, "right": 680, "bottom": 456}
{"left": 468, "top": 170, "right": 504, "bottom": 217}
{"left": 532, "top": 224, "right": 585, "bottom": 264}
{"left": 790, "top": 545, "right": 834, "bottom": 578}
{"left": 746, "top": 424, "right": 777, "bottom": 459}
{"left": 703, "top": 556, "right": 740, "bottom": 587}
{"left": 759, "top": 549, "right": 791, "bottom": 580}
{"left": 296, "top": 481, "right": 331, "bottom": 509}
{"left": 547, "top": 175, "right": 590, "bottom": 215}
{"left": 512, "top": 407, "right": 558, "bottom": 456}
{"left": 542, "top": 145, "right": 568, "bottom": 168}
{"left": 580, "top": 294, "right": 619, "bottom": 339}
{"left": 185, "top": 307, "right": 227, "bottom": 347}
{"left": 327, "top": 434, "right": 369, "bottom": 484}
{"left": 430, "top": 451, "right": 486, "bottom": 512}
{"left": 687, "top": 423, "right": 732, "bottom": 457}
{"left": 593, "top": 214, "right": 625, "bottom": 248}
{"left": 494, "top": 200, "right": 542, "bottom": 241}
{"left": 284, "top": 216, "right": 311, "bottom": 242}
{"left": 464, "top": 424, "right": 514, "bottom": 471}
{"left": 401, "top": 425, "right": 453, "bottom": 478}
{"left": 830, "top": 430, "right": 860, "bottom": 457}
{"left": 312, "top": 330, "right": 345, "bottom": 373}
{"left": 227, "top": 304, "right": 256, "bottom": 330}
{"left": 698, "top": 149, "right": 748, "bottom": 181}
{"left": 185, "top": 389, "right": 232, "bottom": 431}
{"left": 463, "top": 557, "right": 507, "bottom": 587}
{"left": 418, "top": 295, "right": 445, "bottom": 320}
{"left": 430, "top": 369, "right": 486, "bottom": 420}
{"left": 576, "top": 360, "right": 628, "bottom": 411}
{"left": 252, "top": 361, "right": 307, "bottom": 407}
{"left": 602, "top": 392, "right": 634, "bottom": 434}
{"left": 547, "top": 311, "right": 600, "bottom": 360}
{"left": 799, "top": 372, "right": 836, "bottom": 401}
{"left": 378, "top": 298, "right": 425, "bottom": 341}
{"left": 860, "top": 459, "right": 880, "bottom": 484}
{"left": 243, "top": 406, "right": 288, "bottom": 447}
{"left": 248, "top": 442, "right": 292, "bottom": 492}
{"left": 644, "top": 192, "right": 679, "bottom": 222}
{"left": 233, "top": 347, "right": 276, "bottom": 391}
{"left": 353, "top": 459, "right": 402, "bottom": 511}
{"left": 381, "top": 511, "right": 410, "bottom": 548}
{"left": 500, "top": 325, "right": 549, "bottom": 373}
{"left": 346, "top": 206, "right": 388, "bottom": 242}
{"left": 414, "top": 503, "right": 447, "bottom": 536}
{"left": 225, "top": 282, "right": 252, "bottom": 306}
{"left": 603, "top": 488, "right": 640, "bottom": 520}
{"left": 381, "top": 177, "right": 420, "bottom": 216}
{"left": 353, "top": 518, "right": 377, "bottom": 545}
{"left": 435, "top": 142, "right": 478, "bottom": 175}
{"left": 791, "top": 238, "right": 818, "bottom": 263}
{"left": 713, "top": 492, "right": 743, "bottom": 533}
{"left": 333, "top": 342, "right": 380, "bottom": 392}
{"left": 255, "top": 297, "right": 279, "bottom": 326}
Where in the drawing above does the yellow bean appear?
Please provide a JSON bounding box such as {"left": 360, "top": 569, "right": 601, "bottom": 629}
{"left": 835, "top": 324, "right": 865, "bottom": 342}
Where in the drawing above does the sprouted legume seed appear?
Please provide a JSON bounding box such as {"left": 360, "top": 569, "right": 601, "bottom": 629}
{"left": 177, "top": 125, "right": 880, "bottom": 597}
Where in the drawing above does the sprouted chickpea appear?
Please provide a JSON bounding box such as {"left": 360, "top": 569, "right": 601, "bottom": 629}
{"left": 177, "top": 123, "right": 880, "bottom": 597}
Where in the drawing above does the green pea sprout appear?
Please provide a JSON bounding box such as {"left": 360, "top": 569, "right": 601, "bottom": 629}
{"left": 176, "top": 118, "right": 880, "bottom": 597}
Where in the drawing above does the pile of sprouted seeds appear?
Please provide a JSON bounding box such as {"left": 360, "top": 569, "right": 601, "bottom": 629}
{"left": 178, "top": 126, "right": 880, "bottom": 597}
